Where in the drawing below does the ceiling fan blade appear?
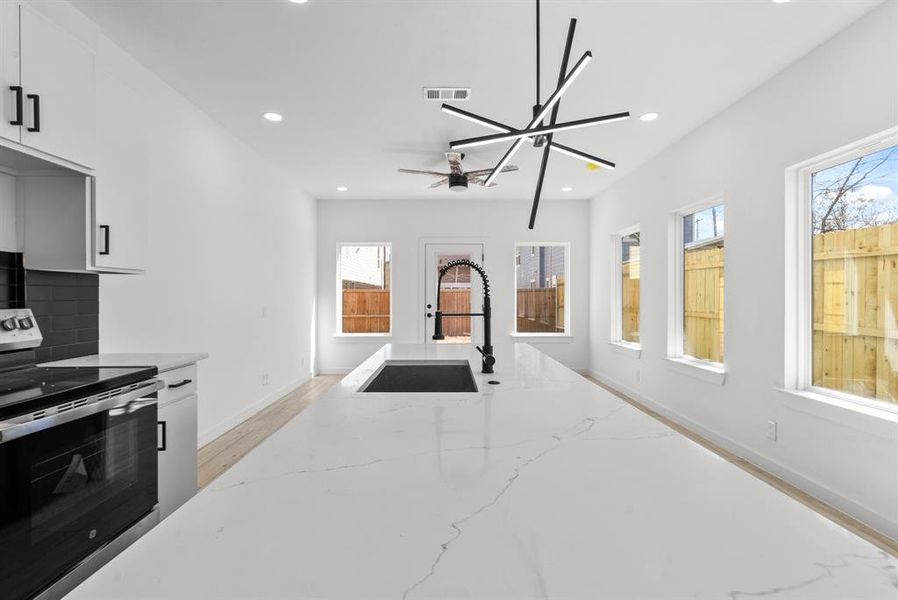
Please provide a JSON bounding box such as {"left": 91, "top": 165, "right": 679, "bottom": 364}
{"left": 429, "top": 178, "right": 449, "bottom": 188}
{"left": 398, "top": 168, "right": 449, "bottom": 177}
{"left": 469, "top": 177, "right": 496, "bottom": 187}
{"left": 464, "top": 165, "right": 519, "bottom": 177}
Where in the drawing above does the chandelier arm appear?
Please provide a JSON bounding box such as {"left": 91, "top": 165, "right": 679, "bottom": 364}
{"left": 530, "top": 17, "right": 578, "bottom": 230}
{"left": 450, "top": 112, "right": 630, "bottom": 150}
{"left": 536, "top": 0, "right": 541, "bottom": 105}
{"left": 439, "top": 105, "right": 615, "bottom": 168}
{"left": 482, "top": 49, "right": 593, "bottom": 186}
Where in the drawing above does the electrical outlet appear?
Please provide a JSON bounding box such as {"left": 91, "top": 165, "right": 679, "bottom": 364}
{"left": 262, "top": 374, "right": 270, "bottom": 386}
{"left": 767, "top": 420, "right": 777, "bottom": 441}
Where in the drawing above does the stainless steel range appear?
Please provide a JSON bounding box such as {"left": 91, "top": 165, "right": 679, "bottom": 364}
{"left": 0, "top": 309, "right": 164, "bottom": 600}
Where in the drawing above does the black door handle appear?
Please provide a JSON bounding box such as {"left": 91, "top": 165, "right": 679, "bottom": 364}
{"left": 168, "top": 379, "right": 193, "bottom": 389}
{"left": 158, "top": 421, "right": 167, "bottom": 451}
{"left": 26, "top": 94, "right": 39, "bottom": 132}
{"left": 99, "top": 225, "right": 110, "bottom": 255}
{"left": 426, "top": 313, "right": 433, "bottom": 318}
{"left": 9, "top": 86, "right": 22, "bottom": 125}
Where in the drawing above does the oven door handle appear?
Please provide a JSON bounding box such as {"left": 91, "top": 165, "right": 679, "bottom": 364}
{"left": 0, "top": 378, "right": 165, "bottom": 444}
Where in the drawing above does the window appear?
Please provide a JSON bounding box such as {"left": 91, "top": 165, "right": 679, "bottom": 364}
{"left": 809, "top": 142, "right": 898, "bottom": 404}
{"left": 616, "top": 229, "right": 641, "bottom": 345}
{"left": 336, "top": 244, "right": 391, "bottom": 334}
{"left": 680, "top": 204, "right": 725, "bottom": 363}
{"left": 515, "top": 243, "right": 570, "bottom": 335}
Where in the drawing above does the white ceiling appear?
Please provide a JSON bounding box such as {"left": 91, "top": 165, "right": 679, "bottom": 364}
{"left": 71, "top": 0, "right": 881, "bottom": 202}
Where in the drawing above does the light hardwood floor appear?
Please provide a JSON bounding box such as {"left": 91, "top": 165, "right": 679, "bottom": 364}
{"left": 194, "top": 371, "right": 897, "bottom": 558}
{"left": 197, "top": 375, "right": 343, "bottom": 489}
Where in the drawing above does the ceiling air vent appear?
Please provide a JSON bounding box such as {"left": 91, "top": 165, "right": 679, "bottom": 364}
{"left": 423, "top": 87, "right": 471, "bottom": 101}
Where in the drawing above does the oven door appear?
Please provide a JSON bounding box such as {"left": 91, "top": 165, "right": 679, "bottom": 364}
{"left": 0, "top": 379, "right": 163, "bottom": 600}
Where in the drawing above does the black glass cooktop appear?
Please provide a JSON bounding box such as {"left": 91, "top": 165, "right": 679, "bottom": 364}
{"left": 0, "top": 366, "right": 158, "bottom": 419}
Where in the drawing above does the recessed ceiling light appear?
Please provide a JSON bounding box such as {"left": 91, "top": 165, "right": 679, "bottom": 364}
{"left": 639, "top": 112, "right": 659, "bottom": 122}
{"left": 561, "top": 186, "right": 573, "bottom": 192}
{"left": 288, "top": 0, "right": 308, "bottom": 4}
{"left": 263, "top": 112, "right": 283, "bottom": 122}
{"left": 772, "top": 0, "right": 790, "bottom": 3}
{"left": 336, "top": 186, "right": 348, "bottom": 192}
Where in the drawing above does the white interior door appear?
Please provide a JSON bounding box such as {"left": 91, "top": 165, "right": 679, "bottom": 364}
{"left": 424, "top": 243, "right": 484, "bottom": 344}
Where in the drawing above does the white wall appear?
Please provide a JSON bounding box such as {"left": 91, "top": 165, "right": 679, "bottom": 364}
{"left": 316, "top": 199, "right": 590, "bottom": 374}
{"left": 589, "top": 2, "right": 898, "bottom": 538}
{"left": 93, "top": 35, "right": 317, "bottom": 445}
{"left": 0, "top": 171, "right": 16, "bottom": 252}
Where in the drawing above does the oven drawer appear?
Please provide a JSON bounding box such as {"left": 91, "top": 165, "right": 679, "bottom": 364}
{"left": 159, "top": 365, "right": 197, "bottom": 406}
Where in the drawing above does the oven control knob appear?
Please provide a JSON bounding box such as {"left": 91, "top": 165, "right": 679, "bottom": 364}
{"left": 18, "top": 317, "right": 34, "bottom": 330}
{"left": 1, "top": 317, "right": 18, "bottom": 331}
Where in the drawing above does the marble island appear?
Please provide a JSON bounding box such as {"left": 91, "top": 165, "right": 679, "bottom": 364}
{"left": 67, "top": 343, "right": 898, "bottom": 599}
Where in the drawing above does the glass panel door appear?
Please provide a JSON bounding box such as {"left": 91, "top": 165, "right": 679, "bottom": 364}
{"left": 424, "top": 243, "right": 484, "bottom": 344}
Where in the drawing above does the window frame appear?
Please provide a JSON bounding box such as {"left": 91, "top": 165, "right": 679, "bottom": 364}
{"left": 610, "top": 225, "right": 641, "bottom": 350}
{"left": 334, "top": 242, "right": 393, "bottom": 337}
{"left": 668, "top": 197, "right": 726, "bottom": 371}
{"left": 785, "top": 129, "right": 898, "bottom": 414}
{"left": 512, "top": 242, "right": 572, "bottom": 337}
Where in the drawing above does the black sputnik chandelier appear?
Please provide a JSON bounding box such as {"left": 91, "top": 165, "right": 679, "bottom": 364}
{"left": 441, "top": 0, "right": 630, "bottom": 229}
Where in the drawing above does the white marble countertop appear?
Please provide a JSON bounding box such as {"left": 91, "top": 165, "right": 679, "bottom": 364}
{"left": 66, "top": 343, "right": 897, "bottom": 599}
{"left": 40, "top": 353, "right": 208, "bottom": 373}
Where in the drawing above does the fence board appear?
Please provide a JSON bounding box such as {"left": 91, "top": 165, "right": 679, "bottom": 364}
{"left": 683, "top": 245, "right": 724, "bottom": 362}
{"left": 812, "top": 223, "right": 898, "bottom": 403}
{"left": 342, "top": 290, "right": 390, "bottom": 333}
{"left": 622, "top": 261, "right": 640, "bottom": 343}
{"left": 516, "top": 280, "right": 565, "bottom": 333}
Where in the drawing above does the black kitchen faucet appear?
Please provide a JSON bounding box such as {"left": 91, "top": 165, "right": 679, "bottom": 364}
{"left": 431, "top": 259, "right": 495, "bottom": 374}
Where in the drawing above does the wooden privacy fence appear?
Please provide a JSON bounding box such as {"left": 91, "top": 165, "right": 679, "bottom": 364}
{"left": 517, "top": 280, "right": 565, "bottom": 333}
{"left": 438, "top": 290, "right": 472, "bottom": 338}
{"left": 342, "top": 289, "right": 390, "bottom": 333}
{"left": 683, "top": 245, "right": 725, "bottom": 363}
{"left": 341, "top": 289, "right": 472, "bottom": 337}
{"left": 814, "top": 224, "right": 898, "bottom": 403}
{"left": 622, "top": 260, "right": 640, "bottom": 343}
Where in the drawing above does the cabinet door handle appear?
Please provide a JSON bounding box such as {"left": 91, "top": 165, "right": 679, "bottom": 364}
{"left": 99, "top": 225, "right": 110, "bottom": 255}
{"left": 158, "top": 421, "right": 167, "bottom": 451}
{"left": 168, "top": 379, "right": 193, "bottom": 389}
{"left": 26, "top": 94, "right": 39, "bottom": 132}
{"left": 9, "top": 86, "right": 22, "bottom": 125}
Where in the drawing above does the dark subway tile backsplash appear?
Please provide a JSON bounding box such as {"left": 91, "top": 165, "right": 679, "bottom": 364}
{"left": 0, "top": 251, "right": 99, "bottom": 365}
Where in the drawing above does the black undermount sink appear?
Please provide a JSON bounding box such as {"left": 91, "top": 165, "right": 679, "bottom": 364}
{"left": 360, "top": 360, "right": 478, "bottom": 393}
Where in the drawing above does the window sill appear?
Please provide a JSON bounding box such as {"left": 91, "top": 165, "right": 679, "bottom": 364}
{"left": 776, "top": 387, "right": 898, "bottom": 438}
{"left": 608, "top": 341, "right": 641, "bottom": 358}
{"left": 333, "top": 333, "right": 392, "bottom": 343}
{"left": 665, "top": 357, "right": 726, "bottom": 385}
{"left": 510, "top": 333, "right": 573, "bottom": 343}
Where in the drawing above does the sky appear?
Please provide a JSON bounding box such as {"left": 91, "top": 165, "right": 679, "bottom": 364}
{"left": 812, "top": 144, "right": 898, "bottom": 229}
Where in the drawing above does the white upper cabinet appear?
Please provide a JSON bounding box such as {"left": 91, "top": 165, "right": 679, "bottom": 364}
{"left": 92, "top": 68, "right": 148, "bottom": 272}
{"left": 0, "top": 1, "right": 21, "bottom": 145}
{"left": 17, "top": 2, "right": 96, "bottom": 169}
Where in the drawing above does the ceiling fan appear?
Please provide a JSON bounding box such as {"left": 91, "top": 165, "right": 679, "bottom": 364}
{"left": 440, "top": 0, "right": 631, "bottom": 228}
{"left": 398, "top": 151, "right": 519, "bottom": 192}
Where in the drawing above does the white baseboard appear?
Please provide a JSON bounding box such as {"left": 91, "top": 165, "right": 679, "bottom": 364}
{"left": 317, "top": 367, "right": 352, "bottom": 375}
{"left": 197, "top": 374, "right": 312, "bottom": 448}
{"left": 585, "top": 369, "right": 898, "bottom": 542}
